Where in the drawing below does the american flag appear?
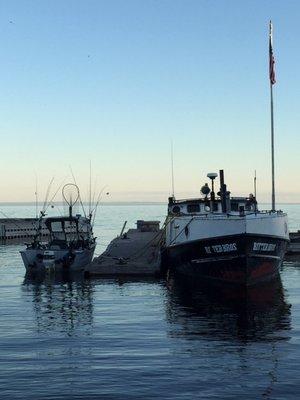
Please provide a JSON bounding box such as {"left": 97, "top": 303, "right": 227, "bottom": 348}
{"left": 269, "top": 21, "right": 276, "bottom": 85}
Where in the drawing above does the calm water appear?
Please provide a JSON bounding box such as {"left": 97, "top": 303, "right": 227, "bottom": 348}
{"left": 1, "top": 204, "right": 300, "bottom": 399}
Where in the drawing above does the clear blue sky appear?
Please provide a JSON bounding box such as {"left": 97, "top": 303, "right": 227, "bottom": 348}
{"left": 0, "top": 0, "right": 299, "bottom": 202}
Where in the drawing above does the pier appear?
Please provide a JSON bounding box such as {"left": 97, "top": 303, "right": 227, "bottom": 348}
{"left": 0, "top": 218, "right": 81, "bottom": 241}
{"left": 0, "top": 218, "right": 42, "bottom": 240}
{"left": 85, "top": 220, "right": 163, "bottom": 277}
{"left": 287, "top": 231, "right": 300, "bottom": 255}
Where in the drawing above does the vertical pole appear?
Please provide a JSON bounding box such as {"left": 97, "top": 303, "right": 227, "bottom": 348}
{"left": 171, "top": 140, "right": 175, "bottom": 197}
{"left": 89, "top": 160, "right": 92, "bottom": 217}
{"left": 254, "top": 169, "right": 257, "bottom": 212}
{"left": 35, "top": 174, "right": 38, "bottom": 219}
{"left": 269, "top": 21, "right": 276, "bottom": 211}
{"left": 270, "top": 82, "right": 275, "bottom": 211}
{"left": 219, "top": 169, "right": 227, "bottom": 213}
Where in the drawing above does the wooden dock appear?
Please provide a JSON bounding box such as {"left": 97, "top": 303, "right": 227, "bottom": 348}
{"left": 85, "top": 221, "right": 163, "bottom": 277}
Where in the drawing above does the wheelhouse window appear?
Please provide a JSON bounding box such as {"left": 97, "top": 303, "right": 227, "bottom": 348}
{"left": 187, "top": 204, "right": 200, "bottom": 213}
{"left": 50, "top": 221, "right": 65, "bottom": 240}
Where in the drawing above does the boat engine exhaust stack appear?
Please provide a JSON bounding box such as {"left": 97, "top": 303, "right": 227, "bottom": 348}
{"left": 219, "top": 170, "right": 228, "bottom": 213}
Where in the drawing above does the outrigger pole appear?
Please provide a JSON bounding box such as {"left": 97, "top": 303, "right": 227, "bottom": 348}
{"left": 269, "top": 20, "right": 276, "bottom": 211}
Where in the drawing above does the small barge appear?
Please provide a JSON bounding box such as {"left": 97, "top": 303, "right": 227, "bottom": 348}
{"left": 86, "top": 220, "right": 162, "bottom": 277}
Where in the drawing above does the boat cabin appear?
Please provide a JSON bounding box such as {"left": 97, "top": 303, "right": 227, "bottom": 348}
{"left": 168, "top": 195, "right": 257, "bottom": 216}
{"left": 168, "top": 171, "right": 258, "bottom": 216}
{"left": 43, "top": 216, "right": 93, "bottom": 249}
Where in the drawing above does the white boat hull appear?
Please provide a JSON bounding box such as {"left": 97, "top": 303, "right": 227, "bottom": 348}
{"left": 20, "top": 243, "right": 96, "bottom": 273}
{"left": 165, "top": 212, "right": 289, "bottom": 246}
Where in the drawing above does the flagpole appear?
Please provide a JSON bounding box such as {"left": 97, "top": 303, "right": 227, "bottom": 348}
{"left": 270, "top": 80, "right": 275, "bottom": 211}
{"left": 269, "top": 20, "right": 276, "bottom": 211}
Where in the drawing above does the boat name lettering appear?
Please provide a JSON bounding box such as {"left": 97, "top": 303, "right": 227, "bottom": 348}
{"left": 204, "top": 243, "right": 237, "bottom": 254}
{"left": 253, "top": 242, "right": 276, "bottom": 251}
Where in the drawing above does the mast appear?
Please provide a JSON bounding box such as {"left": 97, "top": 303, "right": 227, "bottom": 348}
{"left": 35, "top": 174, "right": 38, "bottom": 219}
{"left": 269, "top": 21, "right": 276, "bottom": 211}
{"left": 171, "top": 140, "right": 175, "bottom": 197}
{"left": 89, "top": 160, "right": 92, "bottom": 217}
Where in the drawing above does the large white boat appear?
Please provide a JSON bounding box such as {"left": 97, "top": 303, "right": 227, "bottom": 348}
{"left": 20, "top": 184, "right": 96, "bottom": 274}
{"left": 163, "top": 170, "right": 289, "bottom": 286}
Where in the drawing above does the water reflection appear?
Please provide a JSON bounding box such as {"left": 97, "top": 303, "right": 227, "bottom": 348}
{"left": 166, "top": 277, "right": 291, "bottom": 343}
{"left": 22, "top": 275, "right": 94, "bottom": 337}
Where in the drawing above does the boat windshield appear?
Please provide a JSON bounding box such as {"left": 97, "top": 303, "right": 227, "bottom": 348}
{"left": 51, "top": 221, "right": 65, "bottom": 240}
{"left": 65, "top": 220, "right": 79, "bottom": 241}
{"left": 45, "top": 218, "right": 79, "bottom": 242}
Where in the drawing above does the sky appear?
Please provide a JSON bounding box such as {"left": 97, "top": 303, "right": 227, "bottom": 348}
{"left": 0, "top": 0, "right": 299, "bottom": 203}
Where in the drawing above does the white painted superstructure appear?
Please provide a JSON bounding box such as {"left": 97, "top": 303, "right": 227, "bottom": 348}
{"left": 166, "top": 211, "right": 289, "bottom": 247}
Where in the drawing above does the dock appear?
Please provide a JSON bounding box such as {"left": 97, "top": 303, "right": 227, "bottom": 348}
{"left": 287, "top": 231, "right": 300, "bottom": 255}
{"left": 85, "top": 220, "right": 163, "bottom": 277}
{"left": 0, "top": 217, "right": 81, "bottom": 242}
{"left": 0, "top": 218, "right": 42, "bottom": 240}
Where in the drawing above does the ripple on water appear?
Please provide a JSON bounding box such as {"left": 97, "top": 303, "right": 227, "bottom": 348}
{"left": 0, "top": 204, "right": 300, "bottom": 399}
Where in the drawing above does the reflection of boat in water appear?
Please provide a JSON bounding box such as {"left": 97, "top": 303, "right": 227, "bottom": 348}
{"left": 20, "top": 184, "right": 96, "bottom": 274}
{"left": 166, "top": 276, "right": 291, "bottom": 342}
{"left": 22, "top": 277, "right": 94, "bottom": 336}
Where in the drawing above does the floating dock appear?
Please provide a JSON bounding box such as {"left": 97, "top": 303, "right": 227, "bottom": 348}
{"left": 85, "top": 220, "right": 163, "bottom": 277}
{"left": 287, "top": 231, "right": 300, "bottom": 255}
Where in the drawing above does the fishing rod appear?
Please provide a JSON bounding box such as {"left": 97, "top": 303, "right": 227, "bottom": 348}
{"left": 91, "top": 175, "right": 99, "bottom": 209}
{"left": 43, "top": 176, "right": 67, "bottom": 214}
{"left": 42, "top": 177, "right": 54, "bottom": 215}
{"left": 91, "top": 185, "right": 109, "bottom": 227}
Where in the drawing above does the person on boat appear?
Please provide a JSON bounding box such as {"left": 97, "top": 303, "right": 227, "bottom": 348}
{"left": 246, "top": 193, "right": 257, "bottom": 211}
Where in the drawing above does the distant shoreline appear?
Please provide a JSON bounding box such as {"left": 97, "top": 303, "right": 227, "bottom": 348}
{"left": 0, "top": 201, "right": 167, "bottom": 206}
{"left": 0, "top": 202, "right": 300, "bottom": 206}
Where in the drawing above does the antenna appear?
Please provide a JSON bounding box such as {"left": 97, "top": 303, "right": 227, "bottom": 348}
{"left": 254, "top": 170, "right": 257, "bottom": 200}
{"left": 89, "top": 160, "right": 92, "bottom": 216}
{"left": 35, "top": 173, "right": 38, "bottom": 219}
{"left": 171, "top": 140, "right": 175, "bottom": 197}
